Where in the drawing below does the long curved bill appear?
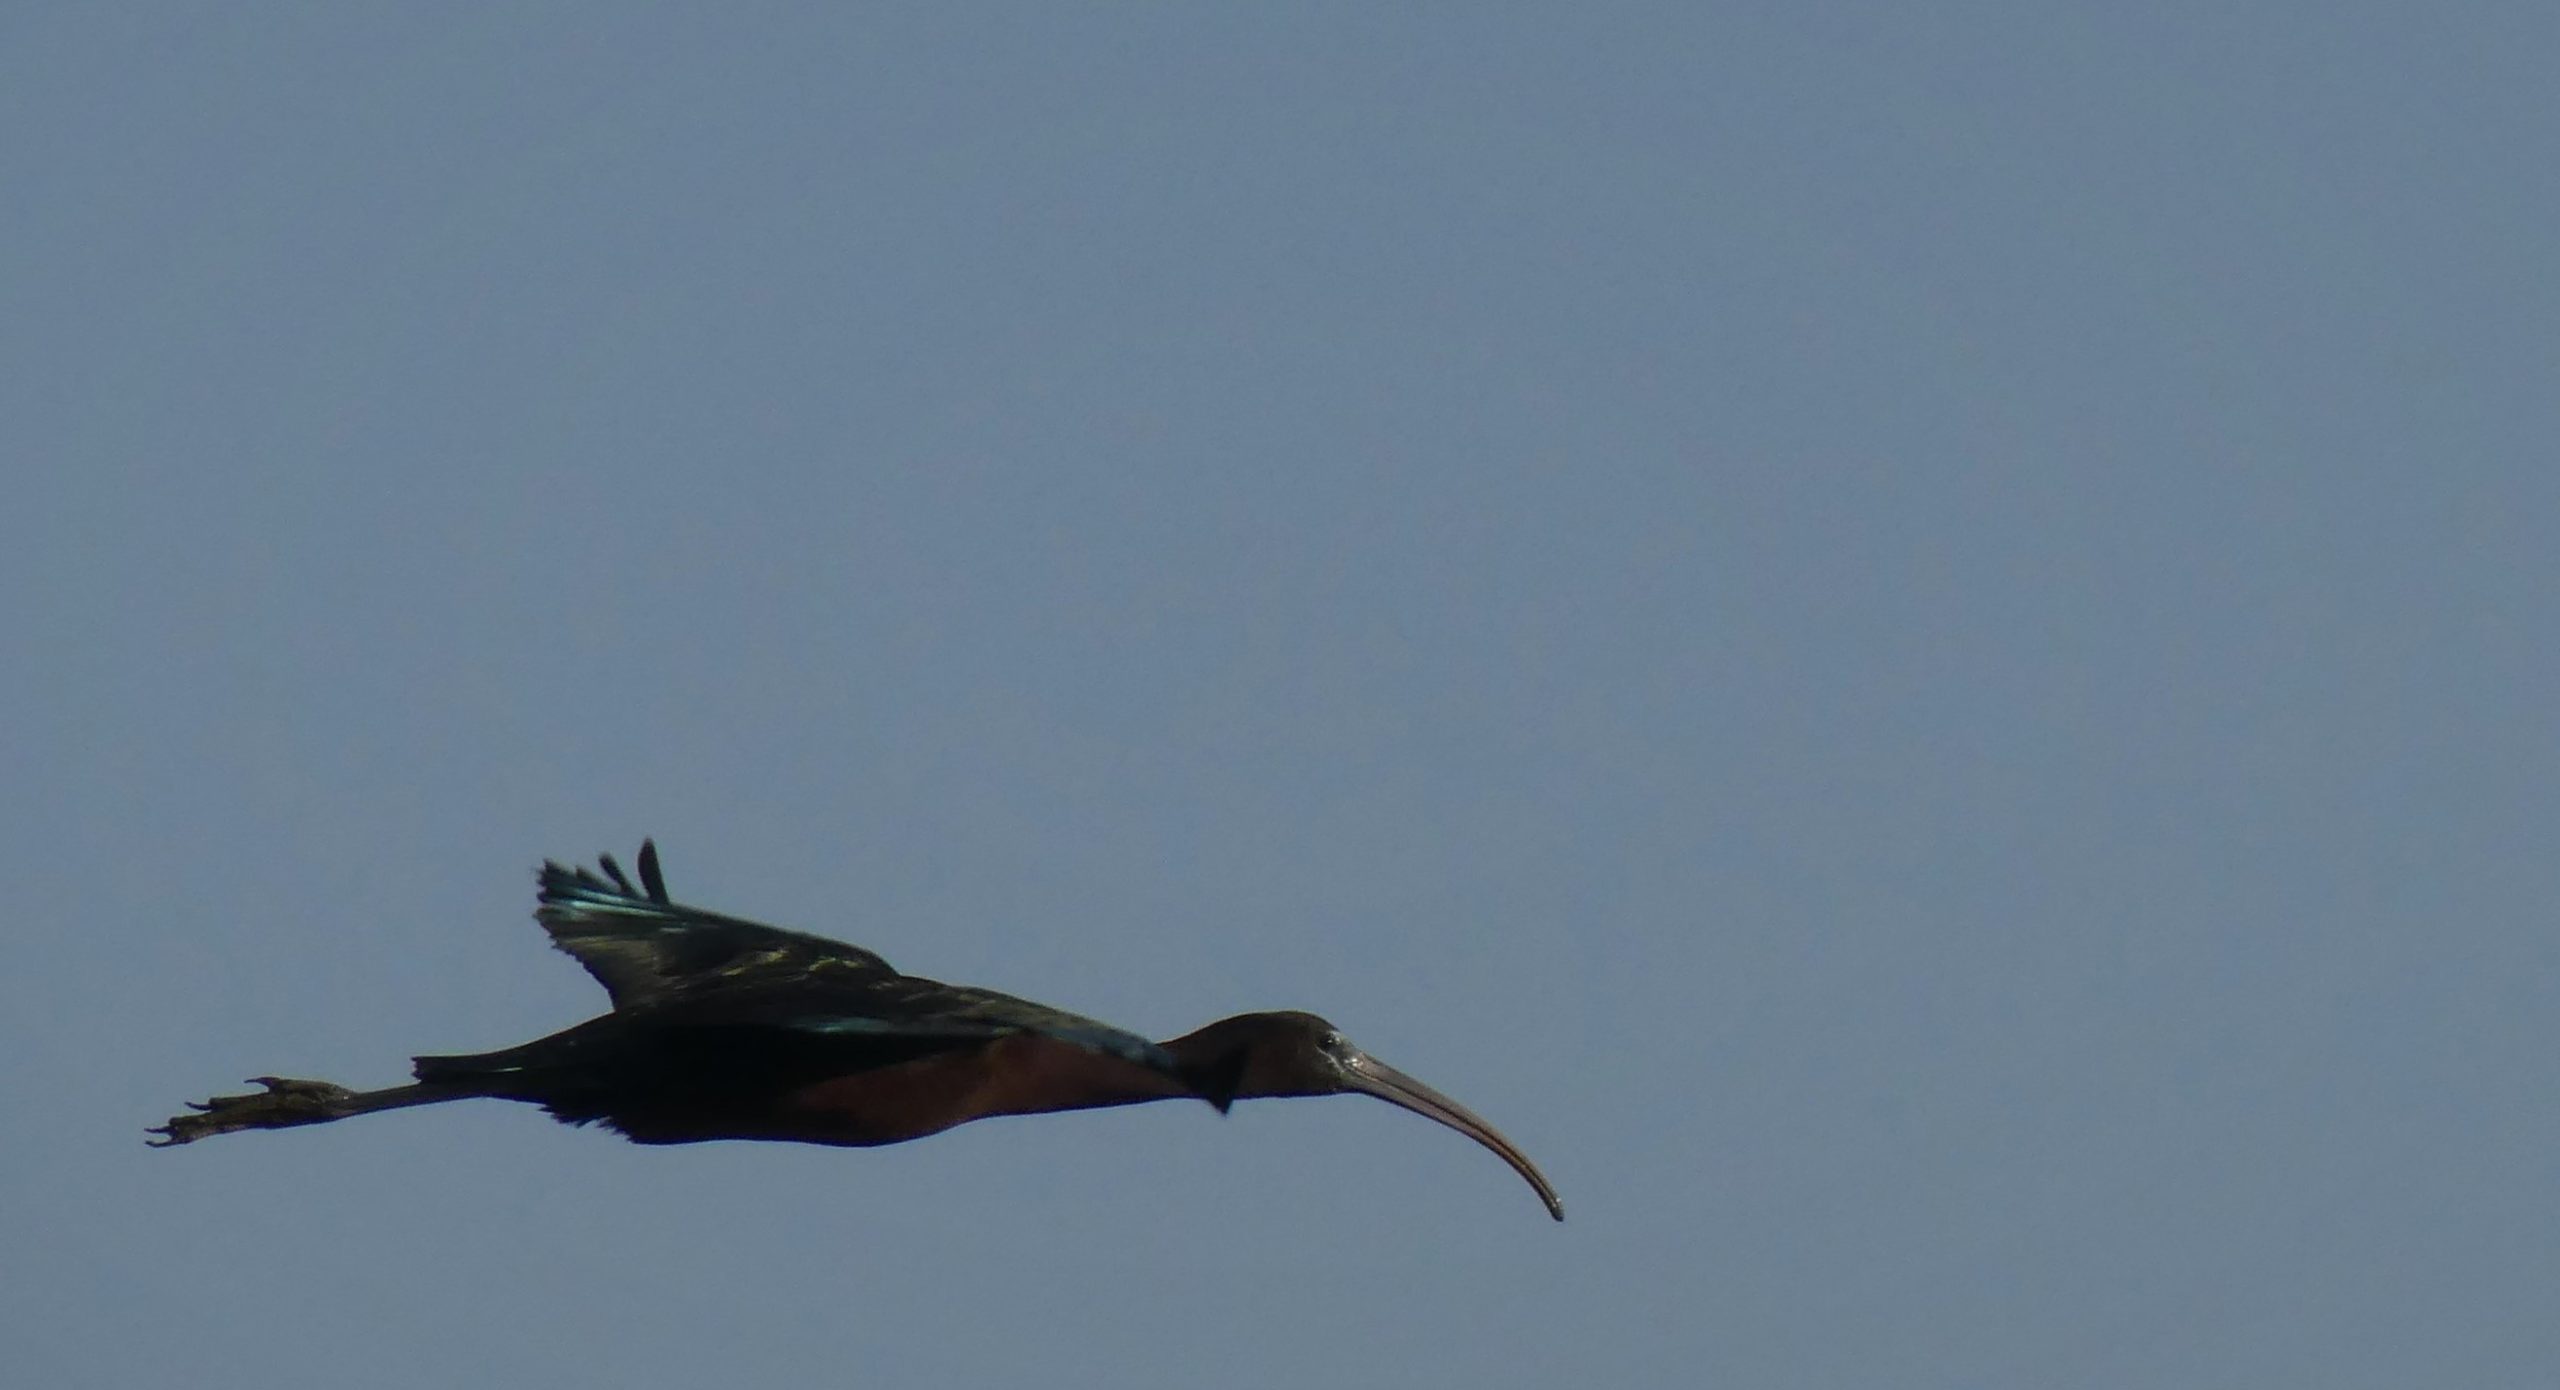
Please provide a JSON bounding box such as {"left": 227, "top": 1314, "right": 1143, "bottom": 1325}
{"left": 1339, "top": 1050, "right": 1564, "bottom": 1221}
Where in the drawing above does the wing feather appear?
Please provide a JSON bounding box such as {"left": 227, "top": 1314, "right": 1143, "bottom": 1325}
{"left": 536, "top": 842, "right": 895, "bottom": 1009}
{"left": 526, "top": 842, "right": 1198, "bottom": 1097}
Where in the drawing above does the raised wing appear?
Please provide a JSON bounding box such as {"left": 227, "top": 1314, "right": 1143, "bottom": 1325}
{"left": 536, "top": 841, "right": 896, "bottom": 1010}
{"left": 528, "top": 843, "right": 1211, "bottom": 1102}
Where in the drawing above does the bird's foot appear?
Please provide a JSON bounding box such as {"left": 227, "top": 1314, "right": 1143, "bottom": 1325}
{"left": 147, "top": 1077, "right": 359, "bottom": 1147}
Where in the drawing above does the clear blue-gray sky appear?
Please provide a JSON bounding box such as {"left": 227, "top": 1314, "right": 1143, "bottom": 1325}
{"left": 7, "top": 6, "right": 2555, "bottom": 1386}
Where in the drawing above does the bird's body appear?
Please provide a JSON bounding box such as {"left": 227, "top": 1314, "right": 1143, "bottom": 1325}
{"left": 154, "top": 843, "right": 1562, "bottom": 1220}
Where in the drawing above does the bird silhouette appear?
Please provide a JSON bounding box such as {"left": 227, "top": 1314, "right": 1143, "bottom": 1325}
{"left": 152, "top": 841, "right": 1562, "bottom": 1220}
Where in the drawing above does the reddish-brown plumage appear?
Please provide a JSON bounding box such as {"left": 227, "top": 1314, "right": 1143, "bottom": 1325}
{"left": 151, "top": 842, "right": 1563, "bottom": 1220}
{"left": 763, "top": 1034, "right": 1194, "bottom": 1146}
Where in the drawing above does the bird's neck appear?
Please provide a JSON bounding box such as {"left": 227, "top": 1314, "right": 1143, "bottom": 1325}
{"left": 1159, "top": 1016, "right": 1291, "bottom": 1104}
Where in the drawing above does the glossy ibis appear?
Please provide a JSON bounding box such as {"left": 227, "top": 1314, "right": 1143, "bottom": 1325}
{"left": 152, "top": 842, "right": 1562, "bottom": 1220}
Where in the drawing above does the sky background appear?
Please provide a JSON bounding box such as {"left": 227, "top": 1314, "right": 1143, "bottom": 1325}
{"left": 6, "top": 5, "right": 2556, "bottom": 1387}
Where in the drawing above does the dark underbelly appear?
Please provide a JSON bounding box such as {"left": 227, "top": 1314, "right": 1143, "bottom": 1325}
{"left": 589, "top": 1033, "right": 1182, "bottom": 1147}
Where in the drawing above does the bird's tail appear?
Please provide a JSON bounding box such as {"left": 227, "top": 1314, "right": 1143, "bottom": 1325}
{"left": 410, "top": 1046, "right": 550, "bottom": 1087}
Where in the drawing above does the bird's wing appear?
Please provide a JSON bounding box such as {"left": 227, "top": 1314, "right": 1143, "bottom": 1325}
{"left": 535, "top": 842, "right": 1210, "bottom": 1103}
{"left": 437, "top": 971, "right": 1195, "bottom": 1105}
{"left": 745, "top": 974, "right": 1190, "bottom": 1080}
{"left": 535, "top": 841, "right": 897, "bottom": 1010}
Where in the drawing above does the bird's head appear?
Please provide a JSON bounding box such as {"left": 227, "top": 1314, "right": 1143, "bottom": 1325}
{"left": 1170, "top": 1009, "right": 1563, "bottom": 1221}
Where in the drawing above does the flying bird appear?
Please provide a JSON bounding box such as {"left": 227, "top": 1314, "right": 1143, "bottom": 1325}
{"left": 152, "top": 842, "right": 1563, "bottom": 1220}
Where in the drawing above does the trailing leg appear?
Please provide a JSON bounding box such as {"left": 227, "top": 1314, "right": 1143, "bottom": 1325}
{"left": 147, "top": 1076, "right": 468, "bottom": 1146}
